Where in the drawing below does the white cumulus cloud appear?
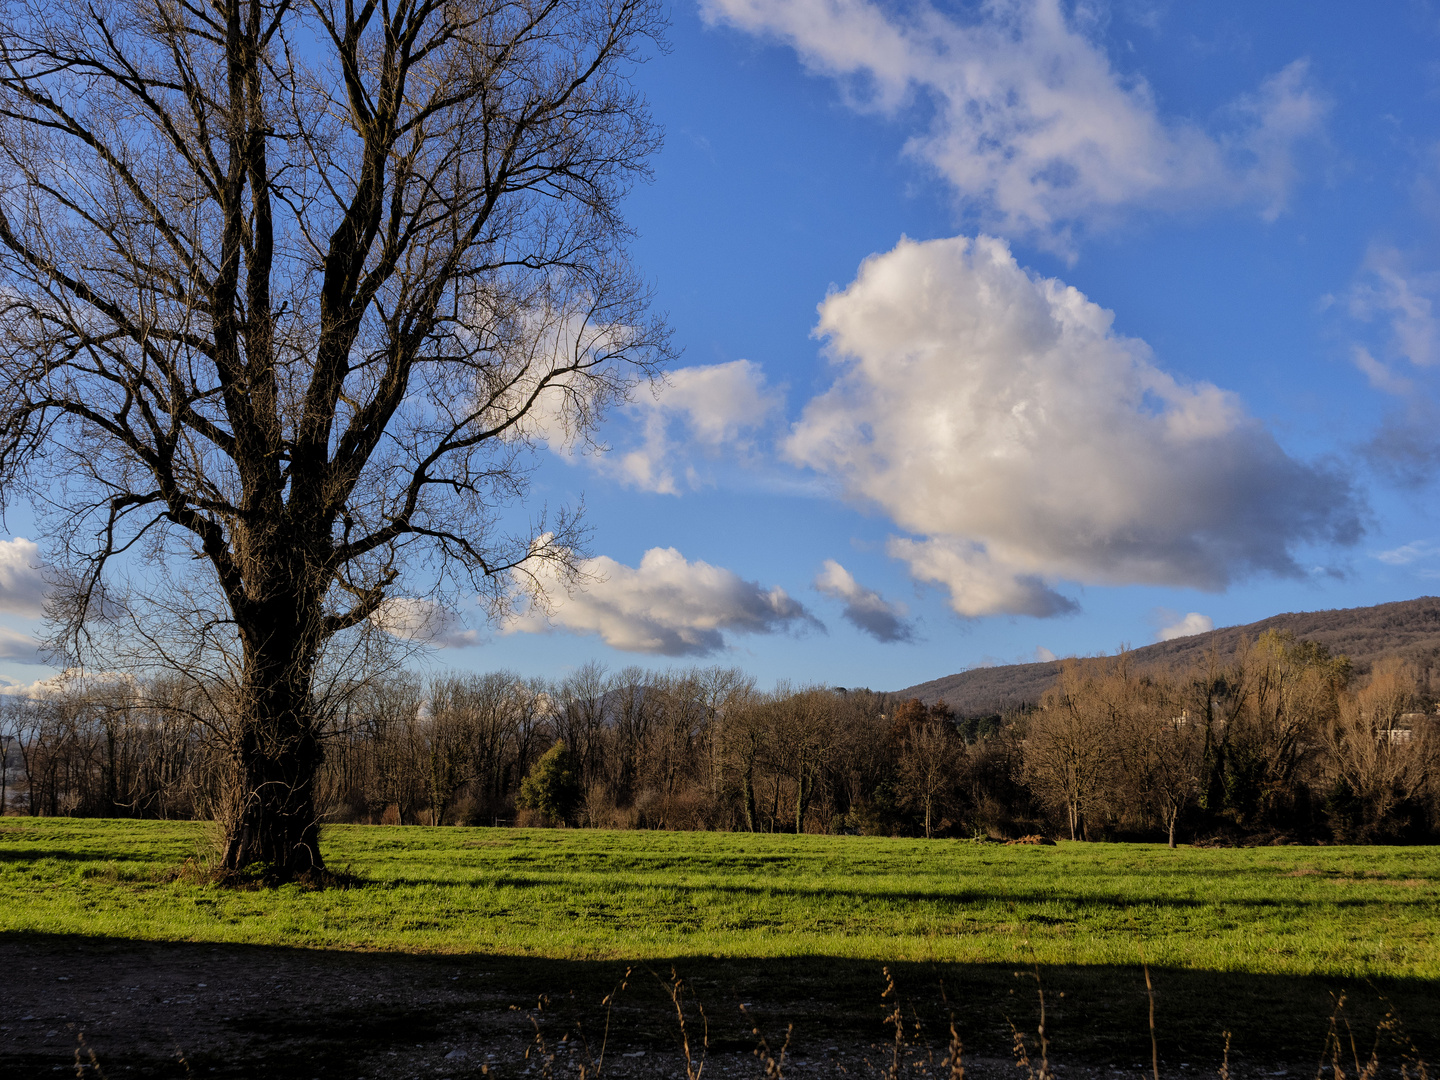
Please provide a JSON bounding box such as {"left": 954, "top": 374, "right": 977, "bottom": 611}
{"left": 369, "top": 598, "right": 481, "bottom": 649}
{"left": 0, "top": 537, "right": 46, "bottom": 617}
{"left": 786, "top": 234, "right": 1362, "bottom": 617}
{"left": 504, "top": 547, "right": 820, "bottom": 656}
{"left": 700, "top": 0, "right": 1325, "bottom": 248}
{"left": 0, "top": 668, "right": 135, "bottom": 696}
{"left": 1156, "top": 611, "right": 1214, "bottom": 642}
{"left": 885, "top": 536, "right": 1076, "bottom": 618}
{"left": 813, "top": 559, "right": 915, "bottom": 642}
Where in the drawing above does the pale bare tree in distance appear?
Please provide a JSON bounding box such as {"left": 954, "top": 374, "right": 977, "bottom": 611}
{"left": 0, "top": 0, "right": 670, "bottom": 876}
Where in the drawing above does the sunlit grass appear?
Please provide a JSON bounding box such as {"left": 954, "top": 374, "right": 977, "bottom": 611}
{"left": 1, "top": 818, "right": 1436, "bottom": 978}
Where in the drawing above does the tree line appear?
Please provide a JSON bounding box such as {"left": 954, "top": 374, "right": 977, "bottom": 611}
{"left": 2, "top": 631, "right": 1437, "bottom": 844}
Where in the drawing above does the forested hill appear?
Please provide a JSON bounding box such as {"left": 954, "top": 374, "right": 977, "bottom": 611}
{"left": 895, "top": 595, "right": 1440, "bottom": 716}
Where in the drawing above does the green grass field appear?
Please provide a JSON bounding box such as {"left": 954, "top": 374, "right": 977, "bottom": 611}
{"left": 2, "top": 818, "right": 1437, "bottom": 979}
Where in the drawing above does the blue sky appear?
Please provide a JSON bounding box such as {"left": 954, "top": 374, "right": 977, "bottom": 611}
{"left": 5, "top": 0, "right": 1440, "bottom": 694}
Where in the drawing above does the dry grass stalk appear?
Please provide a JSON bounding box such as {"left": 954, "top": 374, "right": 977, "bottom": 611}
{"left": 72, "top": 1031, "right": 108, "bottom": 1080}
{"left": 51, "top": 964, "right": 1437, "bottom": 1080}
{"left": 740, "top": 1003, "right": 792, "bottom": 1078}
{"left": 592, "top": 966, "right": 634, "bottom": 1077}
{"left": 661, "top": 967, "right": 709, "bottom": 1080}
{"left": 1144, "top": 961, "right": 1160, "bottom": 1080}
{"left": 1008, "top": 966, "right": 1053, "bottom": 1080}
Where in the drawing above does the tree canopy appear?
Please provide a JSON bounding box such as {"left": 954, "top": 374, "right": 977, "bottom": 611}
{"left": 0, "top": 0, "right": 670, "bottom": 876}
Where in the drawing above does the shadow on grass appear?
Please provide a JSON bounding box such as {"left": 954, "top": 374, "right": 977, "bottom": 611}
{"left": 376, "top": 868, "right": 1437, "bottom": 915}
{"left": 1, "top": 931, "right": 1435, "bottom": 1079}
{"left": 0, "top": 847, "right": 164, "bottom": 865}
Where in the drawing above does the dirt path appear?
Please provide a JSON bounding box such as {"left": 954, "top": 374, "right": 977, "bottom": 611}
{"left": 2, "top": 936, "right": 1432, "bottom": 1080}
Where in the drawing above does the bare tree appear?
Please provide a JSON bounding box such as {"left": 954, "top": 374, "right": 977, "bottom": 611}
{"left": 827, "top": 689, "right": 894, "bottom": 830}
{"left": 1321, "top": 658, "right": 1434, "bottom": 838}
{"left": 647, "top": 670, "right": 707, "bottom": 816}
{"left": 897, "top": 713, "right": 959, "bottom": 839}
{"left": 770, "top": 685, "right": 832, "bottom": 835}
{"left": 714, "top": 684, "right": 768, "bottom": 832}
{"left": 462, "top": 670, "right": 529, "bottom": 821}
{"left": 1213, "top": 633, "right": 1342, "bottom": 830}
{"left": 422, "top": 676, "right": 478, "bottom": 826}
{"left": 1121, "top": 672, "right": 1201, "bottom": 848}
{"left": 0, "top": 0, "right": 670, "bottom": 875}
{"left": 552, "top": 660, "right": 609, "bottom": 793}
{"left": 0, "top": 695, "right": 19, "bottom": 814}
{"left": 602, "top": 665, "right": 651, "bottom": 810}
{"left": 1026, "top": 659, "right": 1125, "bottom": 840}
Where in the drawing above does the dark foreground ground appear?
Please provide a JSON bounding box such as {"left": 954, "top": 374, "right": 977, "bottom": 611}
{"left": 1, "top": 934, "right": 1435, "bottom": 1080}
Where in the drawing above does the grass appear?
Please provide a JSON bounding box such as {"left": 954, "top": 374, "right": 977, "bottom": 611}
{"left": 1, "top": 818, "right": 1438, "bottom": 979}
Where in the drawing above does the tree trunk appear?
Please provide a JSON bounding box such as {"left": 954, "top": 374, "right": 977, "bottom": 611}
{"left": 794, "top": 760, "right": 814, "bottom": 835}
{"left": 104, "top": 724, "right": 117, "bottom": 810}
{"left": 741, "top": 759, "right": 757, "bottom": 833}
{"left": 221, "top": 619, "right": 325, "bottom": 879}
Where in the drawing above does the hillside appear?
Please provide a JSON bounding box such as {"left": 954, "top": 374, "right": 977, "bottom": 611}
{"left": 896, "top": 595, "right": 1440, "bottom": 715}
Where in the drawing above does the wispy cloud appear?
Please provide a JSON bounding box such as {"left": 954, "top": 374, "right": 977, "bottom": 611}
{"left": 369, "top": 598, "right": 481, "bottom": 649}
{"left": 1347, "top": 247, "right": 1440, "bottom": 371}
{"left": 542, "top": 360, "right": 785, "bottom": 494}
{"left": 814, "top": 559, "right": 915, "bottom": 642}
{"left": 1375, "top": 539, "right": 1440, "bottom": 568}
{"left": 1339, "top": 247, "right": 1440, "bottom": 487}
{"left": 1350, "top": 345, "right": 1414, "bottom": 396}
{"left": 609, "top": 360, "right": 784, "bottom": 494}
{"left": 701, "top": 0, "right": 1326, "bottom": 251}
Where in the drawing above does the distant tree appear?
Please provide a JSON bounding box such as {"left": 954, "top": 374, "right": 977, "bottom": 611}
{"left": 1321, "top": 658, "right": 1434, "bottom": 839}
{"left": 772, "top": 686, "right": 834, "bottom": 834}
{"left": 896, "top": 717, "right": 960, "bottom": 838}
{"left": 458, "top": 672, "right": 530, "bottom": 822}
{"left": 1026, "top": 659, "right": 1125, "bottom": 840}
{"left": 1217, "top": 633, "right": 1345, "bottom": 831}
{"left": 823, "top": 689, "right": 896, "bottom": 832}
{"left": 517, "top": 740, "right": 580, "bottom": 827}
{"left": 887, "top": 698, "right": 929, "bottom": 741}
{"left": 0, "top": 697, "right": 19, "bottom": 815}
{"left": 714, "top": 684, "right": 768, "bottom": 832}
{"left": 605, "top": 667, "right": 656, "bottom": 810}
{"left": 421, "top": 678, "right": 477, "bottom": 827}
{"left": 0, "top": 0, "right": 669, "bottom": 877}
{"left": 552, "top": 662, "right": 611, "bottom": 796}
{"left": 1119, "top": 672, "right": 1201, "bottom": 847}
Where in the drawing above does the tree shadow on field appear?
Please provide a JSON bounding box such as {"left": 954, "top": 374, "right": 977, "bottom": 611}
{"left": 0, "top": 932, "right": 1435, "bottom": 1079}
{"left": 386, "top": 869, "right": 1434, "bottom": 914}
{"left": 0, "top": 847, "right": 161, "bottom": 864}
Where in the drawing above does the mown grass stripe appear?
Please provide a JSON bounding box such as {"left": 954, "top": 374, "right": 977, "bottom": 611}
{"left": 0, "top": 818, "right": 1436, "bottom": 976}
